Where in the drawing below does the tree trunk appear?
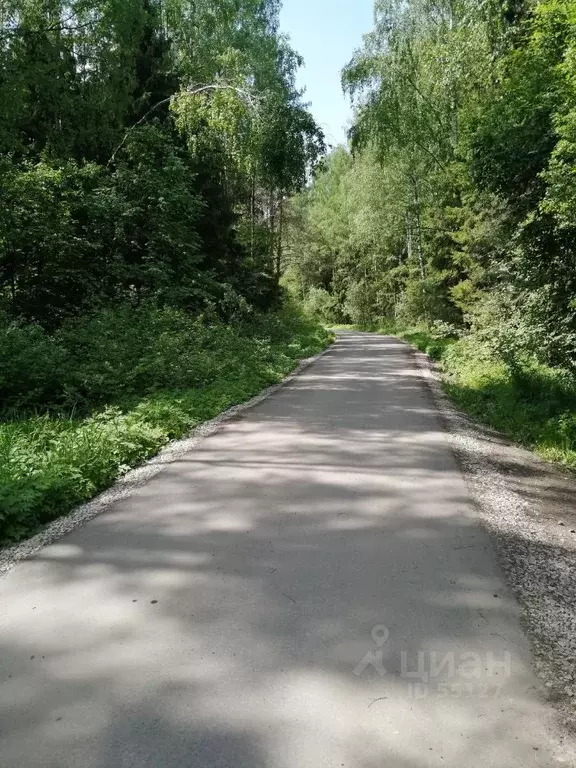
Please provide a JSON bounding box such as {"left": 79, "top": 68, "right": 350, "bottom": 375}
{"left": 269, "top": 190, "right": 276, "bottom": 278}
{"left": 250, "top": 175, "right": 255, "bottom": 260}
{"left": 412, "top": 182, "right": 425, "bottom": 281}
{"left": 405, "top": 212, "right": 413, "bottom": 263}
{"left": 275, "top": 194, "right": 284, "bottom": 284}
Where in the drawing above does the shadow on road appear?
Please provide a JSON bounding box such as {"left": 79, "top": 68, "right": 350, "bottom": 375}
{"left": 0, "top": 334, "right": 565, "bottom": 767}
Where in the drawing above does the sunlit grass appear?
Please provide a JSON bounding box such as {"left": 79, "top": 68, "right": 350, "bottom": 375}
{"left": 394, "top": 327, "right": 576, "bottom": 470}
{"left": 0, "top": 310, "right": 332, "bottom": 545}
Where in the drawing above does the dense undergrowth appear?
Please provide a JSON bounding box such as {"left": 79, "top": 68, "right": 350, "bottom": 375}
{"left": 0, "top": 305, "right": 331, "bottom": 545}
{"left": 350, "top": 324, "right": 576, "bottom": 470}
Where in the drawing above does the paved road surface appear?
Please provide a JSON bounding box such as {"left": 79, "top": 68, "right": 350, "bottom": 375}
{"left": 0, "top": 333, "right": 568, "bottom": 766}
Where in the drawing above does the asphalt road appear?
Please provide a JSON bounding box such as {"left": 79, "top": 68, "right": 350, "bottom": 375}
{"left": 0, "top": 333, "right": 569, "bottom": 767}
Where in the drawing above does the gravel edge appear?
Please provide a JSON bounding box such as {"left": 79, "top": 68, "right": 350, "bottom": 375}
{"left": 404, "top": 339, "right": 576, "bottom": 735}
{"left": 0, "top": 341, "right": 335, "bottom": 578}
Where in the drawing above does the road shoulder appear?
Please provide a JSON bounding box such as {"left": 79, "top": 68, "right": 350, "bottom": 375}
{"left": 0, "top": 343, "right": 335, "bottom": 579}
{"left": 408, "top": 339, "right": 576, "bottom": 735}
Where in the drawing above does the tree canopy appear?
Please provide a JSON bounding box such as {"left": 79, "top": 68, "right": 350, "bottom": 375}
{"left": 286, "top": 0, "right": 576, "bottom": 370}
{"left": 0, "top": 0, "right": 324, "bottom": 327}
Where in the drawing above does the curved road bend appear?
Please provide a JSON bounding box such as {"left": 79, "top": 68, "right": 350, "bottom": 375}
{"left": 0, "top": 332, "right": 569, "bottom": 766}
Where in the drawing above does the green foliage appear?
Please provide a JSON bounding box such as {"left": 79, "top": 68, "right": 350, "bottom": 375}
{"left": 443, "top": 343, "right": 576, "bottom": 468}
{"left": 0, "top": 1, "right": 329, "bottom": 545}
{"left": 0, "top": 0, "right": 324, "bottom": 329}
{"left": 0, "top": 410, "right": 167, "bottom": 542}
{"left": 0, "top": 305, "right": 331, "bottom": 544}
{"left": 0, "top": 128, "right": 209, "bottom": 326}
{"left": 0, "top": 159, "right": 102, "bottom": 325}
{"left": 302, "top": 287, "right": 339, "bottom": 324}
{"left": 390, "top": 325, "right": 576, "bottom": 468}
{"left": 0, "top": 315, "right": 69, "bottom": 410}
{"left": 399, "top": 325, "right": 457, "bottom": 361}
{"left": 285, "top": 0, "right": 576, "bottom": 471}
{"left": 345, "top": 281, "right": 378, "bottom": 327}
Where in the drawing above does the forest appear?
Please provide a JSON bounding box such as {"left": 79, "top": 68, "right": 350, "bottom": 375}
{"left": 285, "top": 0, "right": 576, "bottom": 469}
{"left": 2, "top": 0, "right": 576, "bottom": 544}
{"left": 0, "top": 0, "right": 329, "bottom": 542}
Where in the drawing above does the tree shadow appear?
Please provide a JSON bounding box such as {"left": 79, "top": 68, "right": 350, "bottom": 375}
{"left": 0, "top": 333, "right": 571, "bottom": 766}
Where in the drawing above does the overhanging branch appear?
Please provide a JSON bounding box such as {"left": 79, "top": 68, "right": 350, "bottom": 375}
{"left": 108, "top": 84, "right": 261, "bottom": 166}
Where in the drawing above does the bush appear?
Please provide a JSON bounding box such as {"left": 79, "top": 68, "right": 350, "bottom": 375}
{"left": 0, "top": 410, "right": 167, "bottom": 542}
{"left": 344, "top": 281, "right": 375, "bottom": 326}
{"left": 302, "top": 287, "right": 338, "bottom": 324}
{"left": 381, "top": 322, "right": 576, "bottom": 468}
{"left": 399, "top": 323, "right": 458, "bottom": 361}
{"left": 0, "top": 316, "right": 70, "bottom": 412}
{"left": 0, "top": 160, "right": 109, "bottom": 327}
{"left": 440, "top": 336, "right": 576, "bottom": 467}
{"left": 395, "top": 274, "right": 459, "bottom": 327}
{"left": 0, "top": 305, "right": 332, "bottom": 544}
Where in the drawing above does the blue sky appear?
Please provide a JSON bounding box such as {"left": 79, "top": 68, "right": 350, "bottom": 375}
{"left": 279, "top": 0, "right": 375, "bottom": 148}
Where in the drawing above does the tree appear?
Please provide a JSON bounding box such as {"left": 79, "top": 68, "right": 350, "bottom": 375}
{"left": 287, "top": 0, "right": 576, "bottom": 369}
{"left": 0, "top": 0, "right": 323, "bottom": 326}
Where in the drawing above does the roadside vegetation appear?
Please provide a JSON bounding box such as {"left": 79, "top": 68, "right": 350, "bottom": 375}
{"left": 3, "top": 0, "right": 576, "bottom": 543}
{"left": 285, "top": 0, "right": 576, "bottom": 470}
{"left": 0, "top": 1, "right": 328, "bottom": 545}
{"left": 384, "top": 324, "right": 575, "bottom": 469}
{"left": 0, "top": 306, "right": 330, "bottom": 544}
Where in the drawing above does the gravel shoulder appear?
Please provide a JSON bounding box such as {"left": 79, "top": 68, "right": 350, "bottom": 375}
{"left": 410, "top": 341, "right": 576, "bottom": 732}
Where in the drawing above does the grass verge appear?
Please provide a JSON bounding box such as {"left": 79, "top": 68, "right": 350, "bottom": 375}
{"left": 402, "top": 328, "right": 576, "bottom": 469}
{"left": 334, "top": 322, "right": 576, "bottom": 470}
{"left": 0, "top": 307, "right": 332, "bottom": 545}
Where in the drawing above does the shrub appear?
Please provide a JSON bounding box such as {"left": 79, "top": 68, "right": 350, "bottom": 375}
{"left": 0, "top": 315, "right": 70, "bottom": 412}
{"left": 0, "top": 305, "right": 331, "bottom": 544}
{"left": 303, "top": 287, "right": 338, "bottom": 324}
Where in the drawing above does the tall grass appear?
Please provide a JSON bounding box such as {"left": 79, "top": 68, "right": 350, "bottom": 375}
{"left": 392, "top": 326, "right": 576, "bottom": 469}
{"left": 0, "top": 306, "right": 332, "bottom": 544}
